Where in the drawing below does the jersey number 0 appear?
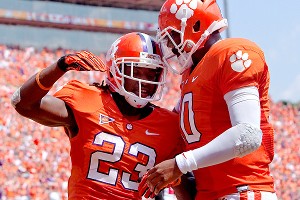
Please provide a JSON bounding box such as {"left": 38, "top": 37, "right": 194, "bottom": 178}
{"left": 180, "top": 93, "right": 202, "bottom": 143}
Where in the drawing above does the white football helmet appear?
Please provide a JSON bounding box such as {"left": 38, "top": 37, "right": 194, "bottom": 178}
{"left": 105, "top": 32, "right": 167, "bottom": 108}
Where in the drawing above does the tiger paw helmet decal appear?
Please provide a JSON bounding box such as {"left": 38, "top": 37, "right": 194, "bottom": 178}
{"left": 170, "top": 0, "right": 199, "bottom": 20}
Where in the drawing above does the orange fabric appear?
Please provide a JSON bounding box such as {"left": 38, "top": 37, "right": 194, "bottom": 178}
{"left": 180, "top": 38, "right": 275, "bottom": 199}
{"left": 54, "top": 80, "right": 184, "bottom": 200}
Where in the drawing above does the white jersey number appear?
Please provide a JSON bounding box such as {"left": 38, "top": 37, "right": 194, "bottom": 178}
{"left": 87, "top": 132, "right": 156, "bottom": 191}
{"left": 180, "top": 93, "right": 201, "bottom": 143}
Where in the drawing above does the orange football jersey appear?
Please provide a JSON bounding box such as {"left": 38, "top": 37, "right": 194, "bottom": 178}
{"left": 54, "top": 80, "right": 184, "bottom": 200}
{"left": 179, "top": 38, "right": 275, "bottom": 199}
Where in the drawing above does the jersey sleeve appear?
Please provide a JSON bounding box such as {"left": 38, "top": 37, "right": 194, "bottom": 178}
{"left": 219, "top": 48, "right": 267, "bottom": 96}
{"left": 53, "top": 80, "right": 89, "bottom": 109}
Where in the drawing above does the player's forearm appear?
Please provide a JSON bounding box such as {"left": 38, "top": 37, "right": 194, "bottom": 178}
{"left": 175, "top": 86, "right": 263, "bottom": 173}
{"left": 176, "top": 123, "right": 262, "bottom": 173}
{"left": 11, "top": 62, "right": 64, "bottom": 109}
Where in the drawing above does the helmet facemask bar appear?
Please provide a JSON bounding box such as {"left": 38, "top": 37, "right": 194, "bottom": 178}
{"left": 111, "top": 54, "right": 167, "bottom": 104}
{"left": 157, "top": 26, "right": 194, "bottom": 75}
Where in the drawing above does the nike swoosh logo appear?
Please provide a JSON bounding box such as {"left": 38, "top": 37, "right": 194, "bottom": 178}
{"left": 145, "top": 129, "right": 159, "bottom": 136}
{"left": 181, "top": 79, "right": 188, "bottom": 85}
{"left": 192, "top": 76, "right": 198, "bottom": 82}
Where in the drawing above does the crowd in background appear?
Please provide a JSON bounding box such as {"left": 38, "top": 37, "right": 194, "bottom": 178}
{"left": 0, "top": 45, "right": 299, "bottom": 199}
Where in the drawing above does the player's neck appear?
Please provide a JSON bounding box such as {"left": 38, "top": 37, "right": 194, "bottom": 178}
{"left": 191, "top": 31, "right": 222, "bottom": 72}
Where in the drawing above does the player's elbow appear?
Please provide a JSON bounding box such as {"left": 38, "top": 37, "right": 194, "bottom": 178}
{"left": 234, "top": 123, "right": 262, "bottom": 158}
{"left": 11, "top": 89, "right": 34, "bottom": 118}
{"left": 12, "top": 103, "right": 33, "bottom": 120}
{"left": 13, "top": 104, "right": 28, "bottom": 116}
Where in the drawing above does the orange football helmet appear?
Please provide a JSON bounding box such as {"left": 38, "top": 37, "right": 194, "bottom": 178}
{"left": 105, "top": 32, "right": 167, "bottom": 108}
{"left": 157, "top": 0, "right": 228, "bottom": 74}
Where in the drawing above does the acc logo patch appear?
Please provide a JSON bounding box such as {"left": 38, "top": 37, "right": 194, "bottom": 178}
{"left": 99, "top": 114, "right": 115, "bottom": 125}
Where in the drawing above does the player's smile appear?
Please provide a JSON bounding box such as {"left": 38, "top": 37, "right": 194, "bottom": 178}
{"left": 130, "top": 84, "right": 153, "bottom": 98}
{"left": 141, "top": 89, "right": 150, "bottom": 98}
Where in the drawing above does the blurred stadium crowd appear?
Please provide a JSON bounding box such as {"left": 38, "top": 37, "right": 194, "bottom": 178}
{"left": 0, "top": 44, "right": 299, "bottom": 199}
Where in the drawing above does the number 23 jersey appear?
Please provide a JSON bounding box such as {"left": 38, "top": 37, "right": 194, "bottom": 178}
{"left": 54, "top": 80, "right": 184, "bottom": 200}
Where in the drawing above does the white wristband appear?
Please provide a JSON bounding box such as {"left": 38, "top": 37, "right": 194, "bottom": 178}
{"left": 175, "top": 150, "right": 197, "bottom": 174}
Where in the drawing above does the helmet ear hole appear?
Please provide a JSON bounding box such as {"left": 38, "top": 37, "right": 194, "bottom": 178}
{"left": 193, "top": 20, "right": 201, "bottom": 33}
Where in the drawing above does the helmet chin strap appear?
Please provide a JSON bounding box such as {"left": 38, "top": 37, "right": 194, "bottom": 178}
{"left": 178, "top": 52, "right": 194, "bottom": 70}
{"left": 105, "top": 78, "right": 149, "bottom": 108}
{"left": 124, "top": 93, "right": 149, "bottom": 108}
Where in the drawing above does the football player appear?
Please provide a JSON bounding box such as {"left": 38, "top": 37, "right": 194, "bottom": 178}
{"left": 11, "top": 32, "right": 185, "bottom": 199}
{"left": 139, "top": 0, "right": 278, "bottom": 199}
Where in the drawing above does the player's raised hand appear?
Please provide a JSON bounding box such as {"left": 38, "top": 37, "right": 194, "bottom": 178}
{"left": 57, "top": 50, "right": 106, "bottom": 72}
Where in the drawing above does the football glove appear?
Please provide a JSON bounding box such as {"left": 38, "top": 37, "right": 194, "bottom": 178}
{"left": 57, "top": 50, "right": 106, "bottom": 72}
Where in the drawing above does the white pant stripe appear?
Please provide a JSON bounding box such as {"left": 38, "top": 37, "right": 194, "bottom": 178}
{"left": 218, "top": 191, "right": 278, "bottom": 200}
{"left": 247, "top": 191, "right": 255, "bottom": 200}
